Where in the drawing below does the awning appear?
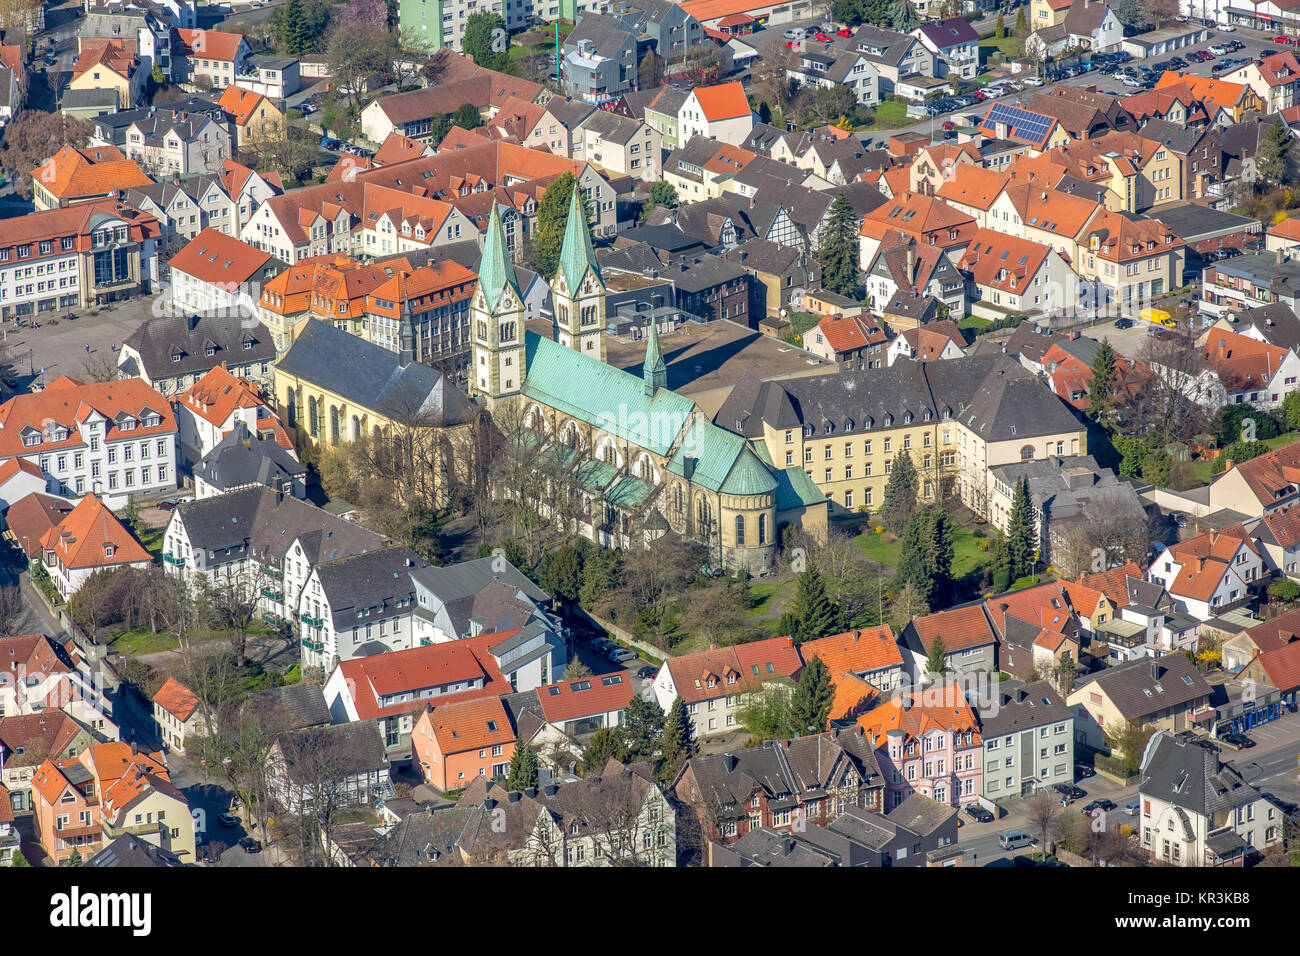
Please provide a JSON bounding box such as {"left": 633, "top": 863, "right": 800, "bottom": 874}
{"left": 1190, "top": 708, "right": 1217, "bottom": 723}
{"left": 1206, "top": 828, "right": 1247, "bottom": 860}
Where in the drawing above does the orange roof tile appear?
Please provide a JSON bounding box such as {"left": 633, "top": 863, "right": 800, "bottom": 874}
{"left": 691, "top": 80, "right": 751, "bottom": 122}
{"left": 175, "top": 365, "right": 269, "bottom": 429}
{"left": 1156, "top": 71, "right": 1252, "bottom": 111}
{"left": 423, "top": 696, "right": 514, "bottom": 754}
{"left": 0, "top": 376, "right": 175, "bottom": 460}
{"left": 152, "top": 676, "right": 200, "bottom": 722}
{"left": 801, "top": 626, "right": 903, "bottom": 676}
{"left": 911, "top": 603, "right": 997, "bottom": 653}
{"left": 39, "top": 494, "right": 153, "bottom": 570}
{"left": 813, "top": 313, "right": 888, "bottom": 353}
{"left": 172, "top": 28, "right": 245, "bottom": 62}
{"left": 857, "top": 683, "right": 981, "bottom": 748}
{"left": 218, "top": 85, "right": 271, "bottom": 126}
{"left": 536, "top": 671, "right": 636, "bottom": 723}
{"left": 959, "top": 227, "right": 1053, "bottom": 293}
{"left": 1202, "top": 328, "right": 1292, "bottom": 393}
{"left": 168, "top": 227, "right": 271, "bottom": 286}
{"left": 32, "top": 144, "right": 152, "bottom": 201}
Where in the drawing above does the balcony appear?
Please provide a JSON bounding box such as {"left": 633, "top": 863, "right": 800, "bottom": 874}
{"left": 101, "top": 818, "right": 164, "bottom": 840}
{"left": 263, "top": 564, "right": 283, "bottom": 579}
{"left": 301, "top": 638, "right": 324, "bottom": 653}
{"left": 299, "top": 613, "right": 323, "bottom": 628}
{"left": 261, "top": 587, "right": 284, "bottom": 602}
{"left": 163, "top": 553, "right": 186, "bottom": 567}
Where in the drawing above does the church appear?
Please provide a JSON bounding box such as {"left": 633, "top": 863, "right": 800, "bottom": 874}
{"left": 471, "top": 192, "right": 826, "bottom": 574}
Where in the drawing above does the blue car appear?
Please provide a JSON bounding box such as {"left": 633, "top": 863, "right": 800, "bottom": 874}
{"left": 320, "top": 136, "right": 340, "bottom": 150}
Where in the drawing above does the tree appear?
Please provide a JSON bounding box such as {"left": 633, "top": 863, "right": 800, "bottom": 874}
{"left": 542, "top": 543, "right": 584, "bottom": 603}
{"left": 639, "top": 50, "right": 663, "bottom": 90}
{"left": 1256, "top": 117, "right": 1298, "bottom": 193}
{"left": 506, "top": 742, "right": 540, "bottom": 791}
{"left": 427, "top": 113, "right": 452, "bottom": 146}
{"left": 337, "top": 0, "right": 388, "bottom": 27}
{"left": 673, "top": 581, "right": 760, "bottom": 648}
{"left": 788, "top": 655, "right": 833, "bottom": 736}
{"left": 275, "top": 725, "right": 382, "bottom": 865}
{"left": 1109, "top": 0, "right": 1150, "bottom": 31}
{"left": 451, "top": 102, "right": 482, "bottom": 130}
{"left": 1025, "top": 792, "right": 1061, "bottom": 860}
{"left": 64, "top": 849, "right": 84, "bottom": 867}
{"left": 0, "top": 112, "right": 93, "bottom": 199}
{"left": 530, "top": 171, "right": 579, "bottom": 280}
{"left": 1056, "top": 654, "right": 1076, "bottom": 695}
{"left": 325, "top": 21, "right": 395, "bottom": 111}
{"left": 582, "top": 726, "right": 622, "bottom": 773}
{"left": 880, "top": 449, "right": 919, "bottom": 534}
{"left": 925, "top": 635, "right": 947, "bottom": 675}
{"left": 779, "top": 563, "right": 844, "bottom": 643}
{"left": 670, "top": 45, "right": 726, "bottom": 87}
{"left": 565, "top": 658, "right": 593, "bottom": 679}
{"left": 808, "top": 84, "right": 857, "bottom": 127}
{"left": 1014, "top": 5, "right": 1028, "bottom": 39}
{"left": 1090, "top": 338, "right": 1118, "bottom": 419}
{"left": 67, "top": 569, "right": 118, "bottom": 643}
{"left": 1135, "top": 333, "right": 1210, "bottom": 447}
{"left": 894, "top": 512, "right": 936, "bottom": 606}
{"left": 79, "top": 349, "right": 121, "bottom": 384}
{"left": 1006, "top": 476, "right": 1037, "bottom": 581}
{"left": 0, "top": 585, "right": 26, "bottom": 634}
{"left": 889, "top": 0, "right": 919, "bottom": 31}
{"left": 660, "top": 696, "right": 694, "bottom": 782}
{"left": 1139, "top": 0, "right": 1179, "bottom": 29}
{"left": 1282, "top": 391, "right": 1300, "bottom": 431}
{"left": 244, "top": 128, "right": 325, "bottom": 184}
{"left": 736, "top": 686, "right": 794, "bottom": 743}
{"left": 924, "top": 507, "right": 955, "bottom": 609}
{"left": 620, "top": 694, "right": 665, "bottom": 763}
{"left": 818, "top": 192, "right": 861, "bottom": 297}
{"left": 277, "top": 0, "right": 316, "bottom": 55}
{"left": 213, "top": 567, "right": 265, "bottom": 666}
{"left": 1104, "top": 719, "right": 1156, "bottom": 774}
{"left": 463, "top": 11, "right": 508, "bottom": 72}
{"left": 995, "top": 10, "right": 1005, "bottom": 38}
{"left": 890, "top": 580, "right": 929, "bottom": 630}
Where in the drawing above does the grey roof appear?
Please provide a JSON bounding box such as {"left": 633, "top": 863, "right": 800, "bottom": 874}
{"left": 644, "top": 85, "right": 690, "bottom": 118}
{"left": 565, "top": 12, "right": 636, "bottom": 61}
{"left": 742, "top": 123, "right": 785, "bottom": 156}
{"left": 193, "top": 422, "right": 305, "bottom": 495}
{"left": 722, "top": 237, "right": 803, "bottom": 276}
{"left": 315, "top": 547, "right": 426, "bottom": 633}
{"left": 248, "top": 54, "right": 296, "bottom": 70}
{"left": 243, "top": 681, "right": 331, "bottom": 731}
{"left": 124, "top": 108, "right": 221, "bottom": 148}
{"left": 93, "top": 97, "right": 226, "bottom": 141}
{"left": 988, "top": 455, "right": 1147, "bottom": 526}
{"left": 886, "top": 793, "right": 958, "bottom": 837}
{"left": 1074, "top": 653, "right": 1211, "bottom": 720}
{"left": 975, "top": 680, "right": 1072, "bottom": 736}
{"left": 1147, "top": 201, "right": 1261, "bottom": 244}
{"left": 175, "top": 484, "right": 387, "bottom": 564}
{"left": 618, "top": 224, "right": 709, "bottom": 255}
{"left": 122, "top": 311, "right": 277, "bottom": 381}
{"left": 1138, "top": 119, "right": 1212, "bottom": 155}
{"left": 275, "top": 321, "right": 475, "bottom": 427}
{"left": 409, "top": 554, "right": 548, "bottom": 607}
{"left": 726, "top": 826, "right": 841, "bottom": 866}
{"left": 661, "top": 254, "right": 751, "bottom": 294}
{"left": 1224, "top": 303, "right": 1300, "bottom": 351}
{"left": 841, "top": 23, "right": 918, "bottom": 67}
{"left": 277, "top": 721, "right": 388, "bottom": 784}
{"left": 1139, "top": 731, "right": 1262, "bottom": 818}
{"left": 576, "top": 108, "right": 643, "bottom": 145}
{"left": 540, "top": 96, "right": 599, "bottom": 130}
{"left": 60, "top": 89, "right": 120, "bottom": 109}
{"left": 716, "top": 353, "right": 1079, "bottom": 444}
{"left": 87, "top": 833, "right": 185, "bottom": 867}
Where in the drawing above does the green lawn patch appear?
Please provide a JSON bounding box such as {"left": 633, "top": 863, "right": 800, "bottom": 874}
{"left": 958, "top": 316, "right": 992, "bottom": 332}
{"left": 137, "top": 524, "right": 165, "bottom": 560}
{"left": 109, "top": 629, "right": 180, "bottom": 655}
{"left": 979, "top": 33, "right": 1023, "bottom": 60}
{"left": 864, "top": 98, "right": 920, "bottom": 130}
{"left": 788, "top": 311, "right": 821, "bottom": 337}
{"left": 855, "top": 524, "right": 990, "bottom": 579}
{"left": 1009, "top": 574, "right": 1040, "bottom": 590}
{"left": 1265, "top": 431, "right": 1300, "bottom": 451}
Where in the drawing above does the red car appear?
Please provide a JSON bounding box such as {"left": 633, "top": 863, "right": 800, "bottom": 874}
{"left": 837, "top": 27, "right": 853, "bottom": 36}
{"left": 813, "top": 31, "right": 831, "bottom": 41}
{"left": 785, "top": 40, "right": 798, "bottom": 49}
{"left": 942, "top": 120, "right": 954, "bottom": 130}
{"left": 974, "top": 90, "right": 989, "bottom": 100}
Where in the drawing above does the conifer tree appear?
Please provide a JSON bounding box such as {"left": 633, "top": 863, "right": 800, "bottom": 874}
{"left": 818, "top": 193, "right": 861, "bottom": 297}
{"left": 530, "top": 171, "right": 579, "bottom": 280}
{"left": 506, "top": 743, "right": 540, "bottom": 791}
{"left": 894, "top": 512, "right": 935, "bottom": 606}
{"left": 780, "top": 563, "right": 844, "bottom": 643}
{"left": 1090, "top": 338, "right": 1118, "bottom": 418}
{"left": 621, "top": 694, "right": 665, "bottom": 763}
{"left": 924, "top": 506, "right": 956, "bottom": 609}
{"left": 280, "top": 0, "right": 313, "bottom": 56}
{"left": 787, "top": 656, "right": 834, "bottom": 737}
{"left": 925, "top": 636, "right": 947, "bottom": 675}
{"left": 880, "top": 449, "right": 919, "bottom": 534}
{"left": 1006, "top": 477, "right": 1038, "bottom": 581}
{"left": 660, "top": 697, "right": 694, "bottom": 782}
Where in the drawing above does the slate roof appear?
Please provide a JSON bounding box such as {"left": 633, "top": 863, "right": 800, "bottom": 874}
{"left": 887, "top": 792, "right": 957, "bottom": 837}
{"left": 87, "top": 833, "right": 185, "bottom": 867}
{"left": 1140, "top": 731, "right": 1262, "bottom": 818}
{"left": 243, "top": 681, "right": 331, "bottom": 731}
{"left": 315, "top": 547, "right": 426, "bottom": 634}
{"left": 194, "top": 422, "right": 304, "bottom": 495}
{"left": 276, "top": 722, "right": 388, "bottom": 784}
{"left": 410, "top": 555, "right": 550, "bottom": 637}
{"left": 121, "top": 311, "right": 275, "bottom": 381}
{"left": 976, "top": 680, "right": 1071, "bottom": 736}
{"left": 275, "top": 321, "right": 474, "bottom": 427}
{"left": 1075, "top": 653, "right": 1211, "bottom": 720}
{"left": 175, "top": 484, "right": 387, "bottom": 564}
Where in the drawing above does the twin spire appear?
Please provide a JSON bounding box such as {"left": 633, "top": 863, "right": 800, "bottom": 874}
{"left": 558, "top": 185, "right": 601, "bottom": 292}
{"left": 478, "top": 205, "right": 519, "bottom": 313}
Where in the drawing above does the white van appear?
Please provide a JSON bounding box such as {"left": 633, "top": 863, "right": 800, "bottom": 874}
{"left": 999, "top": 829, "right": 1035, "bottom": 850}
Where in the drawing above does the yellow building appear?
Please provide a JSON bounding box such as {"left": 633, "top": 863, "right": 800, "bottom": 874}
{"left": 714, "top": 352, "right": 1087, "bottom": 521}
{"left": 1031, "top": 0, "right": 1072, "bottom": 29}
{"left": 67, "top": 41, "right": 144, "bottom": 110}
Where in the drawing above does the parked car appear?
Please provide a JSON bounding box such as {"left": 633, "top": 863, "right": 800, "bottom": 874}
{"left": 610, "top": 648, "right": 638, "bottom": 663}
{"left": 837, "top": 27, "right": 853, "bottom": 36}
{"left": 783, "top": 27, "right": 803, "bottom": 39}
{"left": 1075, "top": 762, "right": 1098, "bottom": 778}
{"left": 1054, "top": 784, "right": 1086, "bottom": 800}
{"left": 1021, "top": 76, "right": 1043, "bottom": 86}
{"left": 1083, "top": 799, "right": 1117, "bottom": 814}
{"left": 1125, "top": 800, "right": 1141, "bottom": 815}
{"left": 1112, "top": 318, "right": 1133, "bottom": 330}
{"left": 239, "top": 837, "right": 261, "bottom": 853}
{"left": 218, "top": 812, "right": 239, "bottom": 827}
{"left": 636, "top": 665, "right": 658, "bottom": 681}
{"left": 999, "top": 829, "right": 1035, "bottom": 850}
{"left": 965, "top": 805, "right": 995, "bottom": 823}
{"left": 813, "top": 31, "right": 831, "bottom": 42}
{"left": 1219, "top": 731, "right": 1256, "bottom": 749}
{"left": 320, "top": 136, "right": 340, "bottom": 150}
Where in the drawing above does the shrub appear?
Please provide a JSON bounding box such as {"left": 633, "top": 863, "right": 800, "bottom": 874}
{"left": 1268, "top": 579, "right": 1300, "bottom": 604}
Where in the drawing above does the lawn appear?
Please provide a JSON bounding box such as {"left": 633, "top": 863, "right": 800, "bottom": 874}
{"left": 137, "top": 523, "right": 165, "bottom": 560}
{"left": 958, "top": 316, "right": 992, "bottom": 332}
{"left": 979, "top": 33, "right": 1023, "bottom": 61}
{"left": 1185, "top": 432, "right": 1300, "bottom": 487}
{"left": 863, "top": 98, "right": 920, "bottom": 131}
{"left": 855, "top": 524, "right": 990, "bottom": 579}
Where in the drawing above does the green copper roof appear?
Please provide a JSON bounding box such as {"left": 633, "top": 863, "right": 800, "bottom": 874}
{"left": 605, "top": 475, "right": 655, "bottom": 509}
{"left": 773, "top": 466, "right": 828, "bottom": 511}
{"left": 523, "top": 332, "right": 693, "bottom": 457}
{"left": 558, "top": 185, "right": 601, "bottom": 293}
{"left": 667, "top": 418, "right": 777, "bottom": 495}
{"left": 478, "top": 205, "right": 519, "bottom": 313}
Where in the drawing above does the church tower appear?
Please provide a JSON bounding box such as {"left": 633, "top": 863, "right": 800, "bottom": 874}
{"left": 643, "top": 312, "right": 667, "bottom": 397}
{"left": 471, "top": 206, "right": 526, "bottom": 409}
{"left": 551, "top": 186, "right": 606, "bottom": 362}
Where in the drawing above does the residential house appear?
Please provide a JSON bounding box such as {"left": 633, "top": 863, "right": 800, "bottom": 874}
{"left": 723, "top": 238, "right": 820, "bottom": 318}
{"left": 193, "top": 422, "right": 303, "bottom": 500}
{"left": 570, "top": 110, "right": 662, "bottom": 181}
{"left": 410, "top": 696, "right": 516, "bottom": 790}
{"left": 837, "top": 23, "right": 935, "bottom": 98}
{"left": 858, "top": 191, "right": 978, "bottom": 272}
{"left": 677, "top": 81, "right": 754, "bottom": 147}
{"left": 39, "top": 493, "right": 153, "bottom": 600}
{"left": 801, "top": 626, "right": 906, "bottom": 722}
{"left": 787, "top": 49, "right": 881, "bottom": 107}
{"left": 30, "top": 145, "right": 153, "bottom": 212}
{"left": 121, "top": 108, "right": 231, "bottom": 177}
{"left": 218, "top": 85, "right": 283, "bottom": 150}
{"left": 958, "top": 228, "right": 1078, "bottom": 319}
{"left": 978, "top": 681, "right": 1074, "bottom": 800}
{"left": 977, "top": 103, "right": 1070, "bottom": 156}
{"left": 1248, "top": 507, "right": 1300, "bottom": 580}
{"left": 1148, "top": 525, "right": 1263, "bottom": 620}
{"left": 170, "top": 361, "right": 282, "bottom": 465}
{"left": 118, "top": 310, "right": 276, "bottom": 396}
{"left": 170, "top": 28, "right": 249, "bottom": 90}
{"left": 900, "top": 602, "right": 1001, "bottom": 678}
{"left": 151, "top": 676, "right": 205, "bottom": 753}
{"left": 1067, "top": 653, "right": 1214, "bottom": 751}
{"left": 162, "top": 484, "right": 388, "bottom": 626}
{"left": 864, "top": 235, "right": 967, "bottom": 318}
{"left": 1138, "top": 730, "right": 1284, "bottom": 865}
{"left": 1076, "top": 209, "right": 1186, "bottom": 314}
{"left": 67, "top": 40, "right": 145, "bottom": 111}
{"left": 1208, "top": 441, "right": 1300, "bottom": 518}
{"left": 886, "top": 321, "right": 967, "bottom": 366}
{"left": 858, "top": 683, "right": 983, "bottom": 810}
{"left": 266, "top": 721, "right": 391, "bottom": 812}
{"left": 673, "top": 729, "right": 884, "bottom": 844}
{"left": 911, "top": 17, "right": 980, "bottom": 80}
{"left": 123, "top": 176, "right": 239, "bottom": 253}
{"left": 1157, "top": 71, "right": 1264, "bottom": 123}
{"left": 802, "top": 313, "right": 890, "bottom": 370}
{"left": 165, "top": 227, "right": 282, "bottom": 316}
{"left": 407, "top": 554, "right": 558, "bottom": 647}
{"left": 233, "top": 54, "right": 299, "bottom": 100}
{"left": 650, "top": 636, "right": 803, "bottom": 740}
{"left": 1196, "top": 328, "right": 1300, "bottom": 410}
{"left": 0, "top": 711, "right": 104, "bottom": 815}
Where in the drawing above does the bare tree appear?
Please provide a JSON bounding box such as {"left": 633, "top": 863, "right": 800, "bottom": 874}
{"left": 1025, "top": 792, "right": 1062, "bottom": 860}
{"left": 1134, "top": 334, "right": 1211, "bottom": 447}
{"left": 79, "top": 350, "right": 121, "bottom": 384}
{"left": 273, "top": 725, "right": 382, "bottom": 866}
{"left": 212, "top": 566, "right": 267, "bottom": 666}
{"left": 0, "top": 585, "right": 24, "bottom": 634}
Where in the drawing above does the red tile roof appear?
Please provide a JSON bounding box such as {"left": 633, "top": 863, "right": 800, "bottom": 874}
{"left": 219, "top": 85, "right": 273, "bottom": 127}
{"left": 40, "top": 494, "right": 153, "bottom": 570}
{"left": 801, "top": 626, "right": 903, "bottom": 676}
{"left": 4, "top": 492, "right": 75, "bottom": 559}
{"left": 911, "top": 603, "right": 997, "bottom": 653}
{"left": 0, "top": 375, "right": 175, "bottom": 460}
{"left": 536, "top": 672, "right": 635, "bottom": 724}
{"left": 666, "top": 636, "right": 802, "bottom": 704}
{"left": 1202, "top": 328, "right": 1292, "bottom": 394}
{"left": 152, "top": 676, "right": 200, "bottom": 722}
{"left": 172, "top": 28, "right": 245, "bottom": 62}
{"left": 1079, "top": 560, "right": 1145, "bottom": 609}
{"left": 168, "top": 227, "right": 271, "bottom": 287}
{"left": 691, "top": 80, "right": 751, "bottom": 122}
{"left": 857, "top": 683, "right": 981, "bottom": 748}
{"left": 423, "top": 696, "right": 514, "bottom": 754}
{"left": 32, "top": 144, "right": 152, "bottom": 201}
{"left": 175, "top": 365, "right": 270, "bottom": 430}
{"left": 813, "top": 313, "right": 888, "bottom": 353}
{"left": 984, "top": 583, "right": 1080, "bottom": 636}
{"left": 1258, "top": 639, "right": 1300, "bottom": 693}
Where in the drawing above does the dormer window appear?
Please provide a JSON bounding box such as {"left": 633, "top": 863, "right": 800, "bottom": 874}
{"left": 104, "top": 545, "right": 115, "bottom": 558}
{"left": 23, "top": 433, "right": 41, "bottom": 448}
{"left": 172, "top": 353, "right": 182, "bottom": 363}
{"left": 119, "top": 418, "right": 135, "bottom": 431}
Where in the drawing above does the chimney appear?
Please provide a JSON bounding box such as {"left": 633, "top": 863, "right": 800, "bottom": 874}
{"left": 1278, "top": 248, "right": 1285, "bottom": 266}
{"left": 852, "top": 629, "right": 861, "bottom": 642}
{"left": 1150, "top": 662, "right": 1161, "bottom": 682}
{"left": 507, "top": 791, "right": 522, "bottom": 803}
{"left": 723, "top": 753, "right": 738, "bottom": 772}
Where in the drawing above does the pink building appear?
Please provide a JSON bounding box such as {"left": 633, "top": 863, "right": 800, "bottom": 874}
{"left": 858, "top": 684, "right": 983, "bottom": 810}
